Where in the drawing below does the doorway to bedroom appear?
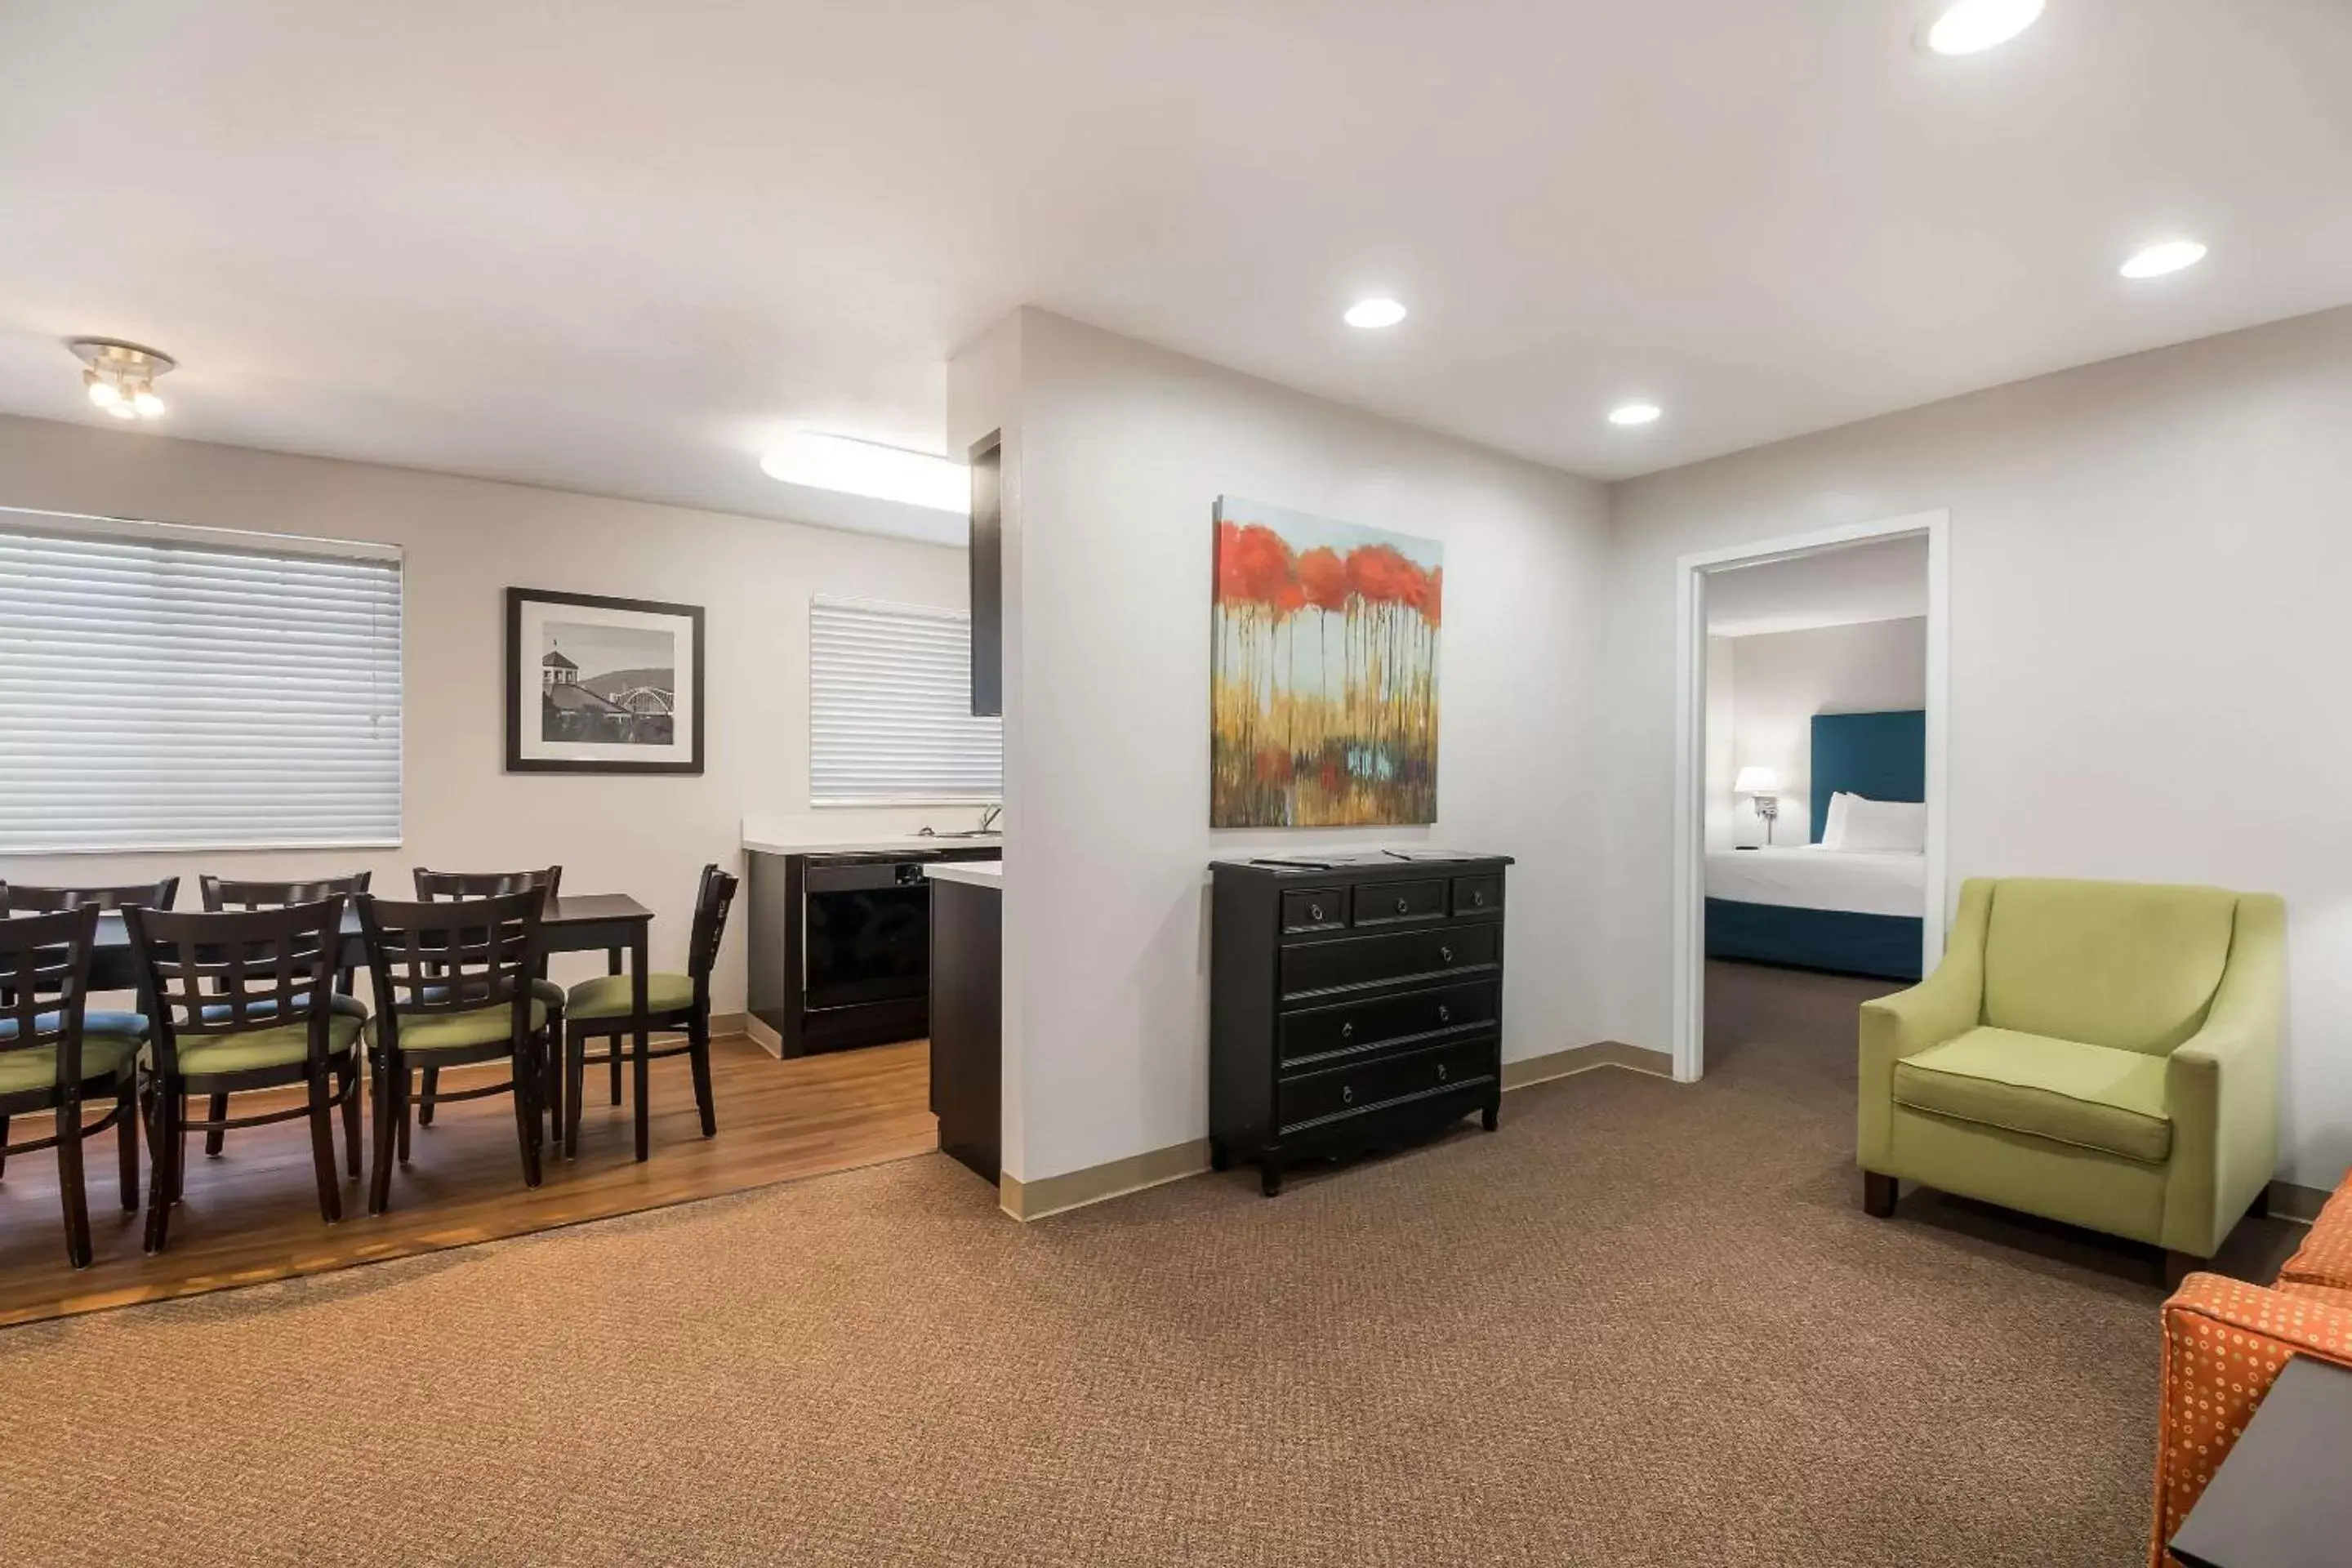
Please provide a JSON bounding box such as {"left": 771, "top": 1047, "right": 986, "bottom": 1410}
{"left": 1672, "top": 514, "right": 1949, "bottom": 1082}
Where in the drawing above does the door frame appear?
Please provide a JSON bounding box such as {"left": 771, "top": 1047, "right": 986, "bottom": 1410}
{"left": 1669, "top": 510, "right": 1951, "bottom": 1083}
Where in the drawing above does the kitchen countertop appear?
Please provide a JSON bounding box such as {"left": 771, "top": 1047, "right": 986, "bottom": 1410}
{"left": 741, "top": 831, "right": 1002, "bottom": 857}
{"left": 923, "top": 860, "right": 1004, "bottom": 889}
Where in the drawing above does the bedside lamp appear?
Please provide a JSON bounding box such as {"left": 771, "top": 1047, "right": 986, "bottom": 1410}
{"left": 1734, "top": 765, "right": 1781, "bottom": 847}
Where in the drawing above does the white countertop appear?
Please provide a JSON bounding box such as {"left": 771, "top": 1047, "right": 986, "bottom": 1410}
{"left": 922, "top": 860, "right": 1003, "bottom": 889}
{"left": 742, "top": 831, "right": 1003, "bottom": 857}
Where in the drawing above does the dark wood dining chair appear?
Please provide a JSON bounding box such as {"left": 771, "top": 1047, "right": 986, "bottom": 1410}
{"left": 562, "top": 864, "right": 736, "bottom": 1161}
{"left": 357, "top": 889, "right": 550, "bottom": 1214}
{"left": 411, "top": 866, "right": 566, "bottom": 1142}
{"left": 194, "top": 873, "right": 373, "bottom": 1157}
{"left": 0, "top": 876, "right": 179, "bottom": 914}
{"left": 0, "top": 906, "right": 143, "bottom": 1267}
{"left": 124, "top": 898, "right": 365, "bottom": 1254}
{"left": 0, "top": 879, "right": 172, "bottom": 1178}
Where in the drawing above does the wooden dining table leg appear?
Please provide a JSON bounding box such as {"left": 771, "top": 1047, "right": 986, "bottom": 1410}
{"left": 631, "top": 929, "right": 651, "bottom": 1161}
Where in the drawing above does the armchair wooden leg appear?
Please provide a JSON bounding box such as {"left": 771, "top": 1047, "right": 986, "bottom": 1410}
{"left": 336, "top": 1057, "right": 362, "bottom": 1178}
{"left": 563, "top": 1022, "right": 586, "bottom": 1159}
{"left": 368, "top": 1055, "right": 399, "bottom": 1216}
{"left": 143, "top": 1089, "right": 178, "bottom": 1254}
{"left": 2163, "top": 1250, "right": 2201, "bottom": 1291}
{"left": 306, "top": 1067, "right": 342, "bottom": 1224}
{"left": 397, "top": 1069, "right": 413, "bottom": 1165}
{"left": 56, "top": 1094, "right": 93, "bottom": 1269}
{"left": 688, "top": 1013, "right": 716, "bottom": 1138}
{"left": 116, "top": 1077, "right": 140, "bottom": 1212}
{"left": 419, "top": 1065, "right": 439, "bottom": 1126}
{"left": 511, "top": 1045, "right": 544, "bottom": 1190}
{"left": 1863, "top": 1171, "right": 1898, "bottom": 1218}
{"left": 203, "top": 1092, "right": 229, "bottom": 1156}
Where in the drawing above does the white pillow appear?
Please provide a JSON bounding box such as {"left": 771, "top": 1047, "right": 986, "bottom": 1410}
{"left": 1836, "top": 795, "right": 1927, "bottom": 853}
{"left": 1820, "top": 791, "right": 1857, "bottom": 849}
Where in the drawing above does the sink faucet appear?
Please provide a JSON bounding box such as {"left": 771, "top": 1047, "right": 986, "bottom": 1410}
{"left": 979, "top": 803, "right": 1002, "bottom": 833}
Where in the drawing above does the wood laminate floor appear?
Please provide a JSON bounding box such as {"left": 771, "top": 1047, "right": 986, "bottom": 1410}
{"left": 0, "top": 1036, "right": 936, "bottom": 1329}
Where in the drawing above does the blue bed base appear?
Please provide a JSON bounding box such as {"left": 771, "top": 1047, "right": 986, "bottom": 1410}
{"left": 1708, "top": 707, "right": 1927, "bottom": 982}
{"left": 1704, "top": 898, "right": 1922, "bottom": 982}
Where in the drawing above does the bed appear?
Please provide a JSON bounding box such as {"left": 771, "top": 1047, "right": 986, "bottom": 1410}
{"left": 1704, "top": 709, "right": 1925, "bottom": 981}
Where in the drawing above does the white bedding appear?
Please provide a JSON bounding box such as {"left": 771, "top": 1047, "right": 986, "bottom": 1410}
{"left": 1705, "top": 845, "right": 1924, "bottom": 917}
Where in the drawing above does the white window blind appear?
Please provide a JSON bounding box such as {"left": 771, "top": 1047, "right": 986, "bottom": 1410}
{"left": 0, "top": 512, "right": 403, "bottom": 853}
{"left": 809, "top": 596, "right": 1000, "bottom": 805}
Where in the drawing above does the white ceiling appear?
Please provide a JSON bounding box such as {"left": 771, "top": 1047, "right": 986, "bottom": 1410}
{"left": 3, "top": 1, "right": 2350, "bottom": 539}
{"left": 1705, "top": 535, "right": 1928, "bottom": 638}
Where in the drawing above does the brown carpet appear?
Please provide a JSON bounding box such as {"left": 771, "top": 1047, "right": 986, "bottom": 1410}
{"left": 0, "top": 964, "right": 2299, "bottom": 1566}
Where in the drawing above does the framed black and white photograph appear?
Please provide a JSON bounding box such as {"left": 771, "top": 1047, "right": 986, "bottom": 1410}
{"left": 505, "top": 587, "right": 704, "bottom": 774}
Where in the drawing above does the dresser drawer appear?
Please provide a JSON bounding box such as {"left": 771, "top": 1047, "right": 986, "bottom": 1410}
{"left": 1280, "top": 888, "right": 1348, "bottom": 934}
{"left": 1452, "top": 874, "right": 1503, "bottom": 917}
{"left": 1277, "top": 1036, "right": 1498, "bottom": 1132}
{"left": 1280, "top": 981, "right": 1498, "bottom": 1067}
{"left": 1352, "top": 878, "right": 1446, "bottom": 927}
{"left": 1281, "top": 922, "right": 1499, "bottom": 997}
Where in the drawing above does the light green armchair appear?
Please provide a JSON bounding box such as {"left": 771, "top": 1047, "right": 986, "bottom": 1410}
{"left": 1860, "top": 876, "right": 2282, "bottom": 1283}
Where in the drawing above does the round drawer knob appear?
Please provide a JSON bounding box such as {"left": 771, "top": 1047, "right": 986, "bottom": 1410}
{"left": 1394, "top": 897, "right": 1410, "bottom": 914}
{"left": 1437, "top": 1064, "right": 1449, "bottom": 1080}
{"left": 1341, "top": 1085, "right": 1355, "bottom": 1104}
{"left": 1307, "top": 904, "right": 1325, "bottom": 922}
{"left": 1472, "top": 891, "right": 1486, "bottom": 906}
{"left": 1340, "top": 1022, "right": 1355, "bottom": 1039}
{"left": 1437, "top": 1005, "right": 1451, "bottom": 1022}
{"left": 1439, "top": 945, "right": 1454, "bottom": 963}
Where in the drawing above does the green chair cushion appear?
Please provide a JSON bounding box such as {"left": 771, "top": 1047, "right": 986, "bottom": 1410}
{"left": 148, "top": 1012, "right": 364, "bottom": 1078}
{"left": 0, "top": 1033, "right": 140, "bottom": 1096}
{"left": 565, "top": 972, "right": 696, "bottom": 1021}
{"left": 200, "top": 993, "right": 369, "bottom": 1024}
{"left": 1980, "top": 878, "right": 2239, "bottom": 1054}
{"left": 1893, "top": 1025, "right": 2173, "bottom": 1164}
{"left": 366, "top": 999, "right": 548, "bottom": 1054}
{"left": 0, "top": 1009, "right": 147, "bottom": 1045}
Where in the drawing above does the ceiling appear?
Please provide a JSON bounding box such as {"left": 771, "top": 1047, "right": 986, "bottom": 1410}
{"left": 1706, "top": 536, "right": 1928, "bottom": 638}
{"left": 3, "top": 1, "right": 2349, "bottom": 541}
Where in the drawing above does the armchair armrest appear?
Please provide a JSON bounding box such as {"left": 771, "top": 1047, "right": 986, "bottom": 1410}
{"left": 1857, "top": 879, "right": 1990, "bottom": 1168}
{"left": 2151, "top": 1273, "right": 2352, "bottom": 1566}
{"left": 2161, "top": 893, "right": 2284, "bottom": 1256}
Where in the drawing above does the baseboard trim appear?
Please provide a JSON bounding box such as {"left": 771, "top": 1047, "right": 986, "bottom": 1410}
{"left": 2270, "top": 1180, "right": 2329, "bottom": 1227}
{"left": 1000, "top": 1139, "right": 1211, "bottom": 1223}
{"left": 1503, "top": 1040, "right": 1674, "bottom": 1089}
{"left": 742, "top": 1013, "right": 782, "bottom": 1057}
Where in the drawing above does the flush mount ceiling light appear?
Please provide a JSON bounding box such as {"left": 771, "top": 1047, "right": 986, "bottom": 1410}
{"left": 2119, "top": 238, "right": 2208, "bottom": 279}
{"left": 760, "top": 431, "right": 968, "bottom": 513}
{"left": 69, "top": 338, "right": 176, "bottom": 420}
{"left": 1343, "top": 297, "right": 1408, "bottom": 330}
{"left": 1607, "top": 401, "right": 1664, "bottom": 427}
{"left": 1923, "top": 0, "right": 2045, "bottom": 56}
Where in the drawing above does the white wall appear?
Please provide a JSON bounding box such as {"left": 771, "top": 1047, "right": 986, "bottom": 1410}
{"left": 1719, "top": 617, "right": 1927, "bottom": 844}
{"left": 1703, "top": 636, "right": 1736, "bottom": 851}
{"left": 1605, "top": 304, "right": 2352, "bottom": 1187}
{"left": 0, "top": 413, "right": 968, "bottom": 1012}
{"left": 955, "top": 310, "right": 1613, "bottom": 1185}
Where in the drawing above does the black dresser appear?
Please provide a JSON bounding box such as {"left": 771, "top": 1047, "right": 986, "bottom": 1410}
{"left": 1210, "top": 852, "right": 1512, "bottom": 1196}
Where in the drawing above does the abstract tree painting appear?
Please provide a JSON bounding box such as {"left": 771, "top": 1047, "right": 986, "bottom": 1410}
{"left": 1211, "top": 497, "right": 1441, "bottom": 827}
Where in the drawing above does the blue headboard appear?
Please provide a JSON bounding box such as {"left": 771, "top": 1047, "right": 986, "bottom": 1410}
{"left": 1809, "top": 710, "right": 1925, "bottom": 844}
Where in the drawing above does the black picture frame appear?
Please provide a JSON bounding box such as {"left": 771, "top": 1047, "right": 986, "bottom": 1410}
{"left": 505, "top": 587, "right": 706, "bottom": 775}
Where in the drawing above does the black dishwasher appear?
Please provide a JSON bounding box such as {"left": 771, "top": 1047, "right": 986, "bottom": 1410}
{"left": 804, "top": 854, "right": 937, "bottom": 1014}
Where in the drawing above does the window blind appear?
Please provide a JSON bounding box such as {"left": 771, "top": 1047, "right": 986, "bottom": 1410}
{"left": 809, "top": 596, "right": 1000, "bottom": 805}
{"left": 0, "top": 514, "right": 403, "bottom": 853}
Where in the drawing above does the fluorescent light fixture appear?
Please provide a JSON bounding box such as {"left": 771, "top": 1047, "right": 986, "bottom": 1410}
{"left": 2119, "top": 238, "right": 2207, "bottom": 279}
{"left": 1924, "top": 0, "right": 2045, "bottom": 56}
{"left": 1343, "top": 297, "right": 1408, "bottom": 329}
{"left": 1608, "top": 401, "right": 1664, "bottom": 426}
{"left": 760, "top": 432, "right": 968, "bottom": 513}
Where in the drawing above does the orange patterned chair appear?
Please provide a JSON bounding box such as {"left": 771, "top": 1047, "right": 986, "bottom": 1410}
{"left": 2151, "top": 1171, "right": 2352, "bottom": 1566}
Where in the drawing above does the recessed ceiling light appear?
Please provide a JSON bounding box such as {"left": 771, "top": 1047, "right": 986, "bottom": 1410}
{"left": 1608, "top": 401, "right": 1664, "bottom": 427}
{"left": 1343, "top": 297, "right": 1407, "bottom": 330}
{"left": 1923, "top": 0, "right": 2045, "bottom": 56}
{"left": 2118, "top": 239, "right": 2208, "bottom": 279}
{"left": 760, "top": 432, "right": 968, "bottom": 513}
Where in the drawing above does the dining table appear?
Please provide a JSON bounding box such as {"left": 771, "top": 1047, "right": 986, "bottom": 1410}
{"left": 84, "top": 894, "right": 660, "bottom": 1152}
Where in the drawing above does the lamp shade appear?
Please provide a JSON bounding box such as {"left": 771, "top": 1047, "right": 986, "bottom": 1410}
{"left": 1733, "top": 766, "right": 1780, "bottom": 795}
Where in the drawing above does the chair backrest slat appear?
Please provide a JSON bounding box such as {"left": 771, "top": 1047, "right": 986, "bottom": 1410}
{"left": 200, "top": 872, "right": 372, "bottom": 911}
{"left": 1, "top": 877, "right": 178, "bottom": 915}
{"left": 687, "top": 863, "right": 740, "bottom": 982}
{"left": 412, "top": 866, "right": 561, "bottom": 902}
